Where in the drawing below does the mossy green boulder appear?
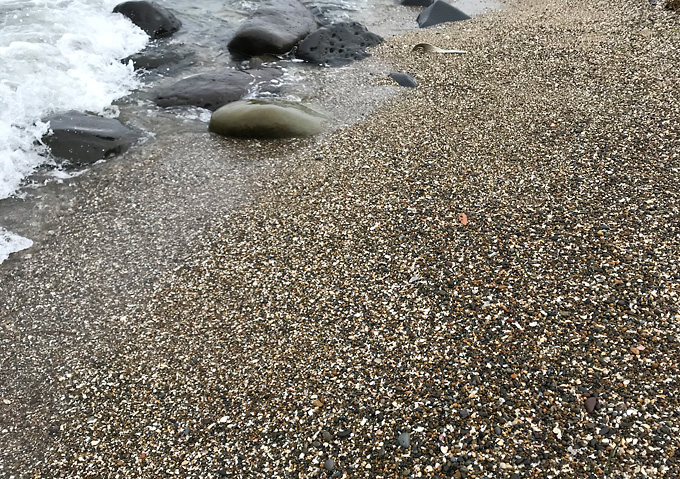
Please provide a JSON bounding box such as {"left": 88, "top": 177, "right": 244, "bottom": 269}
{"left": 209, "top": 100, "right": 326, "bottom": 139}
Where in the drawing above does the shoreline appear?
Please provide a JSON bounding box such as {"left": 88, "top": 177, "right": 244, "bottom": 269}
{"left": 2, "top": 0, "right": 680, "bottom": 477}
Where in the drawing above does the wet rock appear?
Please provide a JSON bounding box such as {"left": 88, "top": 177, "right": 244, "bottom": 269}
{"left": 401, "top": 0, "right": 433, "bottom": 6}
{"left": 113, "top": 1, "right": 181, "bottom": 39}
{"left": 389, "top": 72, "right": 417, "bottom": 88}
{"left": 153, "top": 69, "right": 281, "bottom": 110}
{"left": 42, "top": 111, "right": 137, "bottom": 166}
{"left": 209, "top": 100, "right": 326, "bottom": 139}
{"left": 296, "top": 22, "right": 383, "bottom": 66}
{"left": 125, "top": 44, "right": 195, "bottom": 72}
{"left": 417, "top": 0, "right": 471, "bottom": 28}
{"left": 227, "top": 0, "right": 318, "bottom": 57}
{"left": 397, "top": 431, "right": 411, "bottom": 448}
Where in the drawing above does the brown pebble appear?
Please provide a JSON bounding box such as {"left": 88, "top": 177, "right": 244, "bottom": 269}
{"left": 585, "top": 397, "right": 597, "bottom": 414}
{"left": 312, "top": 399, "right": 323, "bottom": 407}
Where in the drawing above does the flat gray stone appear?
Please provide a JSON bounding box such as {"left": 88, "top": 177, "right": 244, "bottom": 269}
{"left": 389, "top": 72, "right": 417, "bottom": 88}
{"left": 42, "top": 111, "right": 137, "bottom": 166}
{"left": 153, "top": 69, "right": 282, "bottom": 110}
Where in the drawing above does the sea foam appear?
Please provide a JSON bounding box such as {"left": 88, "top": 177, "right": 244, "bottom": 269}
{"left": 0, "top": 227, "right": 33, "bottom": 263}
{"left": 0, "top": 0, "right": 148, "bottom": 263}
{"left": 0, "top": 0, "right": 148, "bottom": 199}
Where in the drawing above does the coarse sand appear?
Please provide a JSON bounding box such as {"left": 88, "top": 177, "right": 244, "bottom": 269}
{"left": 1, "top": 0, "right": 680, "bottom": 477}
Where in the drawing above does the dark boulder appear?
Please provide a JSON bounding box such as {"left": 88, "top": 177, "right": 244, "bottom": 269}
{"left": 43, "top": 111, "right": 137, "bottom": 166}
{"left": 389, "top": 72, "right": 417, "bottom": 88}
{"left": 113, "top": 1, "right": 181, "bottom": 39}
{"left": 417, "top": 0, "right": 471, "bottom": 28}
{"left": 153, "top": 69, "right": 282, "bottom": 110}
{"left": 227, "top": 0, "right": 318, "bottom": 57}
{"left": 296, "top": 22, "right": 383, "bottom": 66}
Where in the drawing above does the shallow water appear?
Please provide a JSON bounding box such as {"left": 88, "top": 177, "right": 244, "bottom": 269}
{"left": 0, "top": 0, "right": 501, "bottom": 265}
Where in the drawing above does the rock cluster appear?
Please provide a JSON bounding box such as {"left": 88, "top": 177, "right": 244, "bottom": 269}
{"left": 42, "top": 0, "right": 392, "bottom": 160}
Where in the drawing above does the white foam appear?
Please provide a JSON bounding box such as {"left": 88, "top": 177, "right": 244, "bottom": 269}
{"left": 0, "top": 0, "right": 148, "bottom": 264}
{"left": 0, "top": 0, "right": 148, "bottom": 200}
{"left": 0, "top": 227, "right": 33, "bottom": 263}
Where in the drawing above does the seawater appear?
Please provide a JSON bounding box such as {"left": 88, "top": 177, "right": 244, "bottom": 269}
{"left": 0, "top": 0, "right": 499, "bottom": 264}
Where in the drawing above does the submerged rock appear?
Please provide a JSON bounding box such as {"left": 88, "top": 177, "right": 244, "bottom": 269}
{"left": 417, "top": 0, "right": 471, "bottom": 28}
{"left": 125, "top": 45, "right": 195, "bottom": 71}
{"left": 296, "top": 22, "right": 383, "bottom": 66}
{"left": 389, "top": 72, "right": 417, "bottom": 88}
{"left": 209, "top": 100, "right": 326, "bottom": 139}
{"left": 42, "top": 111, "right": 137, "bottom": 166}
{"left": 113, "top": 1, "right": 181, "bottom": 39}
{"left": 227, "top": 0, "right": 318, "bottom": 57}
{"left": 153, "top": 69, "right": 282, "bottom": 110}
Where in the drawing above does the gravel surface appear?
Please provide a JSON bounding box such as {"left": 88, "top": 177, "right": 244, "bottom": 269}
{"left": 2, "top": 0, "right": 680, "bottom": 477}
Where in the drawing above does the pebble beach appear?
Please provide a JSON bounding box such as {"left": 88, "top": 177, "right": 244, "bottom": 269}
{"left": 2, "top": 0, "right": 680, "bottom": 477}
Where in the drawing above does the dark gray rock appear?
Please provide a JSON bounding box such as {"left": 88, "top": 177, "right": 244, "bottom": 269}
{"left": 401, "top": 0, "right": 433, "bottom": 6}
{"left": 153, "top": 69, "right": 282, "bottom": 110}
{"left": 113, "top": 1, "right": 181, "bottom": 39}
{"left": 397, "top": 432, "right": 411, "bottom": 448}
{"left": 323, "top": 459, "right": 335, "bottom": 471}
{"left": 417, "top": 0, "right": 471, "bottom": 28}
{"left": 388, "top": 72, "right": 417, "bottom": 88}
{"left": 209, "top": 100, "right": 326, "bottom": 139}
{"left": 227, "top": 0, "right": 318, "bottom": 57}
{"left": 296, "top": 22, "right": 383, "bottom": 66}
{"left": 125, "top": 45, "right": 195, "bottom": 71}
{"left": 43, "top": 111, "right": 137, "bottom": 166}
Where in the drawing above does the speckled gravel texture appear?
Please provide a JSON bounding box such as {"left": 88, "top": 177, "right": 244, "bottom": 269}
{"left": 3, "top": 0, "right": 680, "bottom": 477}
